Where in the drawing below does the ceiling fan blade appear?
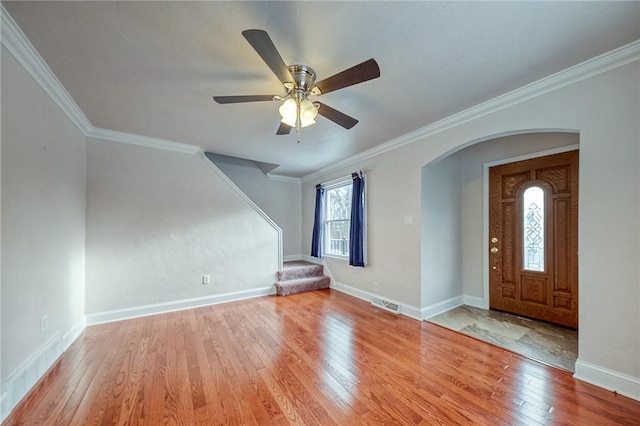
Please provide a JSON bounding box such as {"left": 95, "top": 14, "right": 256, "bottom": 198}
{"left": 213, "top": 95, "right": 276, "bottom": 104}
{"left": 276, "top": 122, "right": 292, "bottom": 135}
{"left": 316, "top": 102, "right": 359, "bottom": 129}
{"left": 314, "top": 58, "right": 380, "bottom": 95}
{"left": 242, "top": 29, "right": 294, "bottom": 85}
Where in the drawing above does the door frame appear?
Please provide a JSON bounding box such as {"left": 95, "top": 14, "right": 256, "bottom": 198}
{"left": 482, "top": 143, "right": 580, "bottom": 309}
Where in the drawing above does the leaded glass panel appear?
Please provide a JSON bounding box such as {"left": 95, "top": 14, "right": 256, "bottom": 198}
{"left": 523, "top": 186, "right": 545, "bottom": 272}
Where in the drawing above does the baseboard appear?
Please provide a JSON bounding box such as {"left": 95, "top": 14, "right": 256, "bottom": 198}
{"left": 462, "top": 295, "right": 485, "bottom": 309}
{"left": 574, "top": 359, "right": 640, "bottom": 402}
{"left": 85, "top": 286, "right": 276, "bottom": 325}
{"left": 283, "top": 254, "right": 303, "bottom": 262}
{"left": 1, "top": 390, "right": 11, "bottom": 423}
{"left": 331, "top": 281, "right": 422, "bottom": 321}
{"left": 1, "top": 315, "right": 86, "bottom": 423}
{"left": 300, "top": 254, "right": 322, "bottom": 264}
{"left": 63, "top": 316, "right": 87, "bottom": 348}
{"left": 421, "top": 296, "right": 465, "bottom": 320}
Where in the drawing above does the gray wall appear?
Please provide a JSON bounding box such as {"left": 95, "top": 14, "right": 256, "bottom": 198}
{"left": 302, "top": 61, "right": 639, "bottom": 392}
{"left": 85, "top": 141, "right": 279, "bottom": 315}
{"left": 206, "top": 153, "right": 302, "bottom": 257}
{"left": 1, "top": 47, "right": 86, "bottom": 382}
{"left": 421, "top": 154, "right": 463, "bottom": 308}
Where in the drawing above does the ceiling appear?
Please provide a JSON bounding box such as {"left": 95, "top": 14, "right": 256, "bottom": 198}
{"left": 3, "top": 1, "right": 639, "bottom": 178}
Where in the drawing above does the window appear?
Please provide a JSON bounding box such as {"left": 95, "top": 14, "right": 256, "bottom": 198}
{"left": 523, "top": 186, "right": 545, "bottom": 271}
{"left": 324, "top": 181, "right": 352, "bottom": 257}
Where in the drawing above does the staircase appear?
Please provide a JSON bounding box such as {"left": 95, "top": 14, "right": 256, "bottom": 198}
{"left": 275, "top": 260, "right": 331, "bottom": 296}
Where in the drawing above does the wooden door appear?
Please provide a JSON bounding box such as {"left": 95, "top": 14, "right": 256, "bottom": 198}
{"left": 489, "top": 150, "right": 578, "bottom": 328}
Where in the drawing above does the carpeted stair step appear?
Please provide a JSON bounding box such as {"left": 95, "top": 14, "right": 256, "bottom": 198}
{"left": 277, "top": 260, "right": 324, "bottom": 281}
{"left": 275, "top": 275, "right": 331, "bottom": 296}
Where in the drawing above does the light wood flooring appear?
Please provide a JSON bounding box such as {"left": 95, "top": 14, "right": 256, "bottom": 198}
{"left": 428, "top": 305, "right": 578, "bottom": 372}
{"left": 4, "top": 289, "right": 639, "bottom": 425}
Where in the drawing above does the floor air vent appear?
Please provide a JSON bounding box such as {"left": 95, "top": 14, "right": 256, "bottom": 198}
{"left": 371, "top": 297, "right": 400, "bottom": 314}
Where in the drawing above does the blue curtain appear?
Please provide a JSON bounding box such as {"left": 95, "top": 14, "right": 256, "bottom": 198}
{"left": 311, "top": 184, "right": 325, "bottom": 257}
{"left": 349, "top": 172, "right": 365, "bottom": 267}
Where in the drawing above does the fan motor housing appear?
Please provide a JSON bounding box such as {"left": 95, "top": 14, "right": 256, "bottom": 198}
{"left": 288, "top": 65, "right": 316, "bottom": 93}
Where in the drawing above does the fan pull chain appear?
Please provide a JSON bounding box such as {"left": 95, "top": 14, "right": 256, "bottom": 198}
{"left": 296, "top": 101, "right": 301, "bottom": 143}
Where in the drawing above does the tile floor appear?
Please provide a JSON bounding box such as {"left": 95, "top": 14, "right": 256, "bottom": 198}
{"left": 427, "top": 305, "right": 578, "bottom": 372}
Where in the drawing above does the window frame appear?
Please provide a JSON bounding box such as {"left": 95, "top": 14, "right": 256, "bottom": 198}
{"left": 322, "top": 178, "right": 352, "bottom": 259}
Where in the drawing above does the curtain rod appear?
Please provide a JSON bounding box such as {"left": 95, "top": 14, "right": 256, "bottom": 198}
{"left": 318, "top": 168, "right": 370, "bottom": 187}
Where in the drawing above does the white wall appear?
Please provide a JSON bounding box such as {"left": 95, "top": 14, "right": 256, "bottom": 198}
{"left": 205, "top": 153, "right": 301, "bottom": 257}
{"left": 421, "top": 154, "right": 463, "bottom": 308}
{"left": 302, "top": 61, "right": 640, "bottom": 397}
{"left": 1, "top": 46, "right": 86, "bottom": 405}
{"left": 85, "top": 140, "right": 279, "bottom": 316}
{"left": 302, "top": 151, "right": 423, "bottom": 313}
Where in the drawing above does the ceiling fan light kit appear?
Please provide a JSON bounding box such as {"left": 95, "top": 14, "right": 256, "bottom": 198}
{"left": 279, "top": 97, "right": 317, "bottom": 128}
{"left": 213, "top": 29, "right": 380, "bottom": 143}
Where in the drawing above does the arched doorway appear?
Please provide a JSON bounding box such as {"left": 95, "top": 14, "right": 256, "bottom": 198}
{"left": 422, "top": 131, "right": 579, "bottom": 370}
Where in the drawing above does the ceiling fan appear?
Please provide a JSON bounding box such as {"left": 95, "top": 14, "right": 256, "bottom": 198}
{"left": 213, "top": 29, "right": 380, "bottom": 142}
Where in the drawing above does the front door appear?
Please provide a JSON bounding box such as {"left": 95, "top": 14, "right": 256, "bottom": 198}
{"left": 489, "top": 150, "right": 579, "bottom": 328}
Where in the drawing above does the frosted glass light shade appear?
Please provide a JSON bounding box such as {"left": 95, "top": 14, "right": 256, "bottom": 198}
{"left": 279, "top": 98, "right": 318, "bottom": 128}
{"left": 299, "top": 99, "right": 318, "bottom": 127}
{"left": 279, "top": 98, "right": 297, "bottom": 127}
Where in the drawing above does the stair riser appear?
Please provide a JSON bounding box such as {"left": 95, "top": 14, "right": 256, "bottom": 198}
{"left": 275, "top": 276, "right": 331, "bottom": 296}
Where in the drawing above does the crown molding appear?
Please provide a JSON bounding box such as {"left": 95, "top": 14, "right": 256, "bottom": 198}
{"left": 3, "top": 3, "right": 638, "bottom": 168}
{"left": 1, "top": 5, "right": 201, "bottom": 155}
{"left": 87, "top": 127, "right": 201, "bottom": 154}
{"left": 266, "top": 174, "right": 302, "bottom": 184}
{"left": 1, "top": 5, "right": 93, "bottom": 134}
{"left": 301, "top": 39, "right": 640, "bottom": 183}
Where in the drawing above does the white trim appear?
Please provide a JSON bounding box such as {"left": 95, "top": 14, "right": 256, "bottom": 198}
{"left": 283, "top": 254, "right": 303, "bottom": 262}
{"left": 87, "top": 127, "right": 201, "bottom": 155}
{"left": 4, "top": 2, "right": 637, "bottom": 178}
{"left": 201, "top": 153, "right": 283, "bottom": 270}
{"left": 574, "top": 360, "right": 640, "bottom": 402}
{"left": 0, "top": 391, "right": 10, "bottom": 424}
{"left": 421, "top": 296, "right": 464, "bottom": 320}
{"left": 462, "top": 295, "right": 484, "bottom": 309}
{"left": 0, "top": 4, "right": 92, "bottom": 134}
{"left": 331, "top": 281, "right": 422, "bottom": 321}
{"left": 319, "top": 259, "right": 336, "bottom": 285}
{"left": 1, "top": 315, "right": 86, "bottom": 423}
{"left": 421, "top": 295, "right": 484, "bottom": 321}
{"left": 63, "top": 317, "right": 87, "bottom": 349}
{"left": 266, "top": 174, "right": 302, "bottom": 184}
{"left": 321, "top": 174, "right": 353, "bottom": 190}
{"left": 0, "top": 5, "right": 205, "bottom": 156}
{"left": 301, "top": 40, "right": 640, "bottom": 183}
{"left": 301, "top": 254, "right": 322, "bottom": 264}
{"left": 481, "top": 144, "right": 580, "bottom": 311}
{"left": 85, "top": 286, "right": 275, "bottom": 325}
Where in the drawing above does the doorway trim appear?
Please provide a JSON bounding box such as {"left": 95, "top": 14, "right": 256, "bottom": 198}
{"left": 482, "top": 143, "right": 580, "bottom": 309}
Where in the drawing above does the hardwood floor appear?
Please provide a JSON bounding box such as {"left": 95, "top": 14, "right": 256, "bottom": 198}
{"left": 4, "top": 289, "right": 639, "bottom": 425}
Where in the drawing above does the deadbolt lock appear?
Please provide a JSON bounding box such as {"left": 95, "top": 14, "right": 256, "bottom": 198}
{"left": 490, "top": 247, "right": 499, "bottom": 253}
{"left": 491, "top": 237, "right": 498, "bottom": 243}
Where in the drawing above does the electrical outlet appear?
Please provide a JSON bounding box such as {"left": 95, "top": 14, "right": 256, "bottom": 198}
{"left": 41, "top": 314, "right": 48, "bottom": 333}
{"left": 202, "top": 275, "right": 210, "bottom": 285}
{"left": 373, "top": 282, "right": 379, "bottom": 292}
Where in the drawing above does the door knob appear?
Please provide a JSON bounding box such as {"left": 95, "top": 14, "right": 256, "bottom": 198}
{"left": 490, "top": 247, "right": 499, "bottom": 253}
